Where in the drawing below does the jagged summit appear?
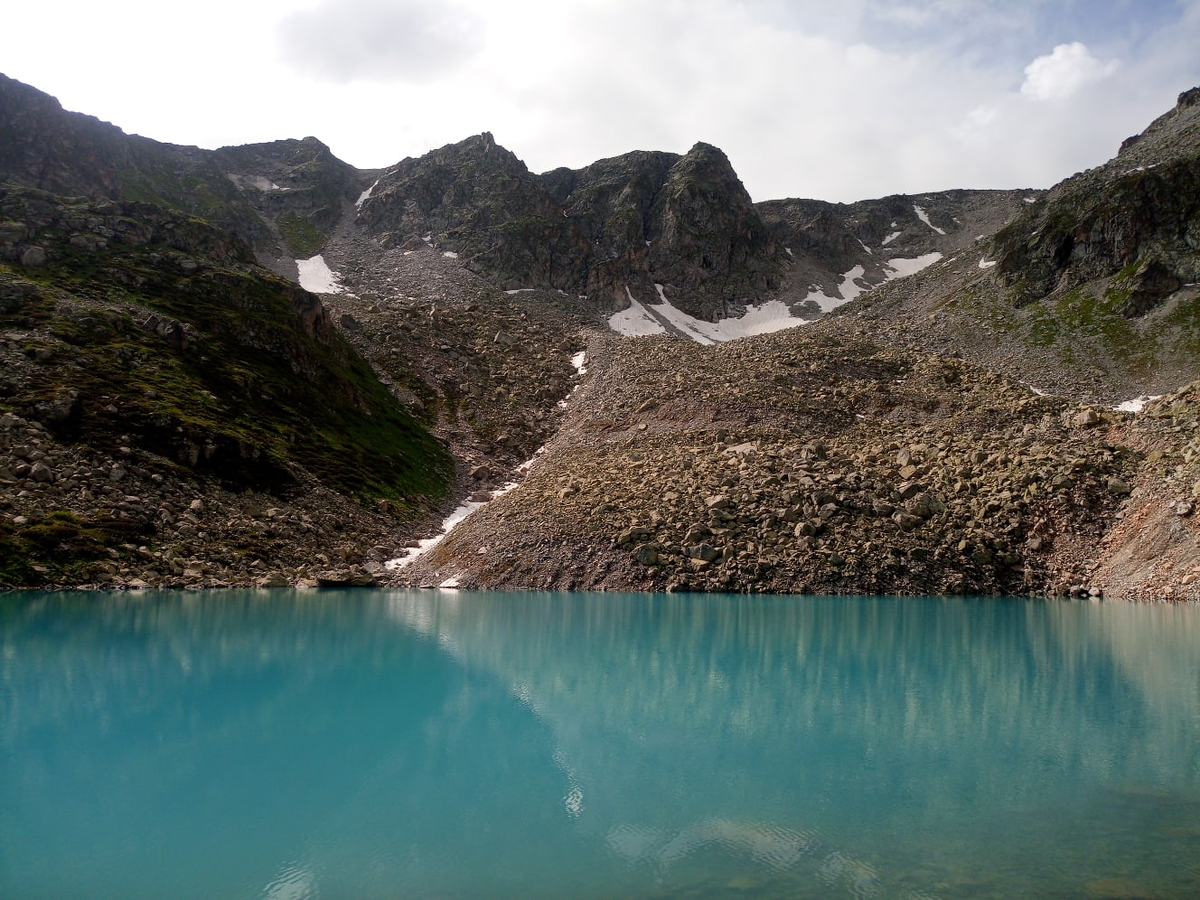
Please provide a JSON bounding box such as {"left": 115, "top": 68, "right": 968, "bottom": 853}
{"left": 356, "top": 135, "right": 784, "bottom": 318}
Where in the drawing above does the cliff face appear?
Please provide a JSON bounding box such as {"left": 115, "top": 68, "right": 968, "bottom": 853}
{"left": 994, "top": 88, "right": 1200, "bottom": 312}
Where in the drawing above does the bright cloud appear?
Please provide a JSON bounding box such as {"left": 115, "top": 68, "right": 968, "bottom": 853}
{"left": 277, "top": 0, "right": 484, "bottom": 83}
{"left": 1021, "top": 42, "right": 1120, "bottom": 101}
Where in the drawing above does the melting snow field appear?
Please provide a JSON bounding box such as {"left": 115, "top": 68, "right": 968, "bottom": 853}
{"left": 835, "top": 266, "right": 869, "bottom": 306}
{"left": 608, "top": 289, "right": 670, "bottom": 337}
{"left": 885, "top": 252, "right": 943, "bottom": 279}
{"left": 296, "top": 255, "right": 346, "bottom": 294}
{"left": 608, "top": 286, "right": 804, "bottom": 344}
{"left": 608, "top": 252, "right": 945, "bottom": 344}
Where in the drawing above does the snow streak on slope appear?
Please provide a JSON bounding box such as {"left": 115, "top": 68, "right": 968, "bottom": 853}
{"left": 913, "top": 205, "right": 946, "bottom": 235}
{"left": 296, "top": 255, "right": 347, "bottom": 294}
{"left": 355, "top": 179, "right": 378, "bottom": 208}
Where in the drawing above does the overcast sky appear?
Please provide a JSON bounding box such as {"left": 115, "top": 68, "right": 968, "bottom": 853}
{"left": 5, "top": 0, "right": 1199, "bottom": 202}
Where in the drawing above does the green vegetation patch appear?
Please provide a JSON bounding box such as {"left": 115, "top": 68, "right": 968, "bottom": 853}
{"left": 1, "top": 188, "right": 453, "bottom": 506}
{"left": 0, "top": 510, "right": 141, "bottom": 587}
{"left": 277, "top": 211, "right": 326, "bottom": 258}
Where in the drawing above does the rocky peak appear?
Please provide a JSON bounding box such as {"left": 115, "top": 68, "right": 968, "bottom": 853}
{"left": 1120, "top": 86, "right": 1200, "bottom": 155}
{"left": 642, "top": 143, "right": 781, "bottom": 315}
{"left": 358, "top": 136, "right": 784, "bottom": 317}
{"left": 994, "top": 85, "right": 1200, "bottom": 311}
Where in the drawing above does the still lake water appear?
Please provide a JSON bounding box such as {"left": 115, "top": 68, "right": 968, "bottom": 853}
{"left": 2, "top": 590, "right": 1199, "bottom": 899}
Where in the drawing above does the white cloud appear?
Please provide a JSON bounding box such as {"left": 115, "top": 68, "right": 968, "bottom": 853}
{"left": 1021, "top": 42, "right": 1120, "bottom": 101}
{"left": 277, "top": 0, "right": 484, "bottom": 83}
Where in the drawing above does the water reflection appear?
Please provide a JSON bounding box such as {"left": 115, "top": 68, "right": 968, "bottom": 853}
{"left": 2, "top": 590, "right": 1199, "bottom": 898}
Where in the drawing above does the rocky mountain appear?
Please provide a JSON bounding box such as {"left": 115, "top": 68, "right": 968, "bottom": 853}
{"left": 0, "top": 74, "right": 369, "bottom": 274}
{"left": 1, "top": 72, "right": 1198, "bottom": 598}
{"left": 842, "top": 87, "right": 1200, "bottom": 403}
{"left": 0, "top": 184, "right": 451, "bottom": 587}
{"left": 357, "top": 134, "right": 781, "bottom": 318}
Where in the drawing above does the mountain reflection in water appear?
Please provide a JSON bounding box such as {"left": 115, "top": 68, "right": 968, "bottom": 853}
{"left": 2, "top": 590, "right": 1199, "bottom": 899}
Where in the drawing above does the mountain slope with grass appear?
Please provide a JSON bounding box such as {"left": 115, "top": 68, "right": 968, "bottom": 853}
{"left": 838, "top": 87, "right": 1200, "bottom": 404}
{"left": 0, "top": 186, "right": 451, "bottom": 587}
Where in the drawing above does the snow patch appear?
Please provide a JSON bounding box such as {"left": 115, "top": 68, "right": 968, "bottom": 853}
{"left": 610, "top": 248, "right": 944, "bottom": 342}
{"left": 355, "top": 179, "right": 378, "bottom": 208}
{"left": 1115, "top": 395, "right": 1162, "bottom": 414}
{"left": 649, "top": 285, "right": 801, "bottom": 342}
{"left": 229, "top": 174, "right": 286, "bottom": 192}
{"left": 1024, "top": 196, "right": 1038, "bottom": 204}
{"left": 978, "top": 257, "right": 997, "bottom": 269}
{"left": 442, "top": 251, "right": 459, "bottom": 259}
{"left": 571, "top": 351, "right": 588, "bottom": 375}
{"left": 858, "top": 239, "right": 873, "bottom": 255}
{"left": 296, "top": 255, "right": 345, "bottom": 294}
{"left": 384, "top": 498, "right": 487, "bottom": 572}
{"left": 881, "top": 231, "right": 901, "bottom": 246}
{"left": 913, "top": 205, "right": 946, "bottom": 235}
{"left": 608, "top": 285, "right": 805, "bottom": 343}
{"left": 885, "top": 252, "right": 942, "bottom": 279}
{"left": 608, "top": 288, "right": 669, "bottom": 337}
{"left": 784, "top": 247, "right": 794, "bottom": 257}
{"left": 837, "top": 265, "right": 868, "bottom": 304}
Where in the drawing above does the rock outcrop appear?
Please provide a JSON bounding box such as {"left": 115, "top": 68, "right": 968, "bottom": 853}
{"left": 993, "top": 87, "right": 1200, "bottom": 311}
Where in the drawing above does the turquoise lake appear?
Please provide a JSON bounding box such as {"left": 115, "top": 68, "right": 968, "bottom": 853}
{"left": 2, "top": 590, "right": 1199, "bottom": 898}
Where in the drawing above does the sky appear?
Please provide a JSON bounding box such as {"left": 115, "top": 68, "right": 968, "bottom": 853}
{"left": 4, "top": 0, "right": 1199, "bottom": 203}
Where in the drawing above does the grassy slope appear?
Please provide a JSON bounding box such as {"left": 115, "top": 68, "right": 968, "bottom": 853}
{"left": 1, "top": 188, "right": 453, "bottom": 504}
